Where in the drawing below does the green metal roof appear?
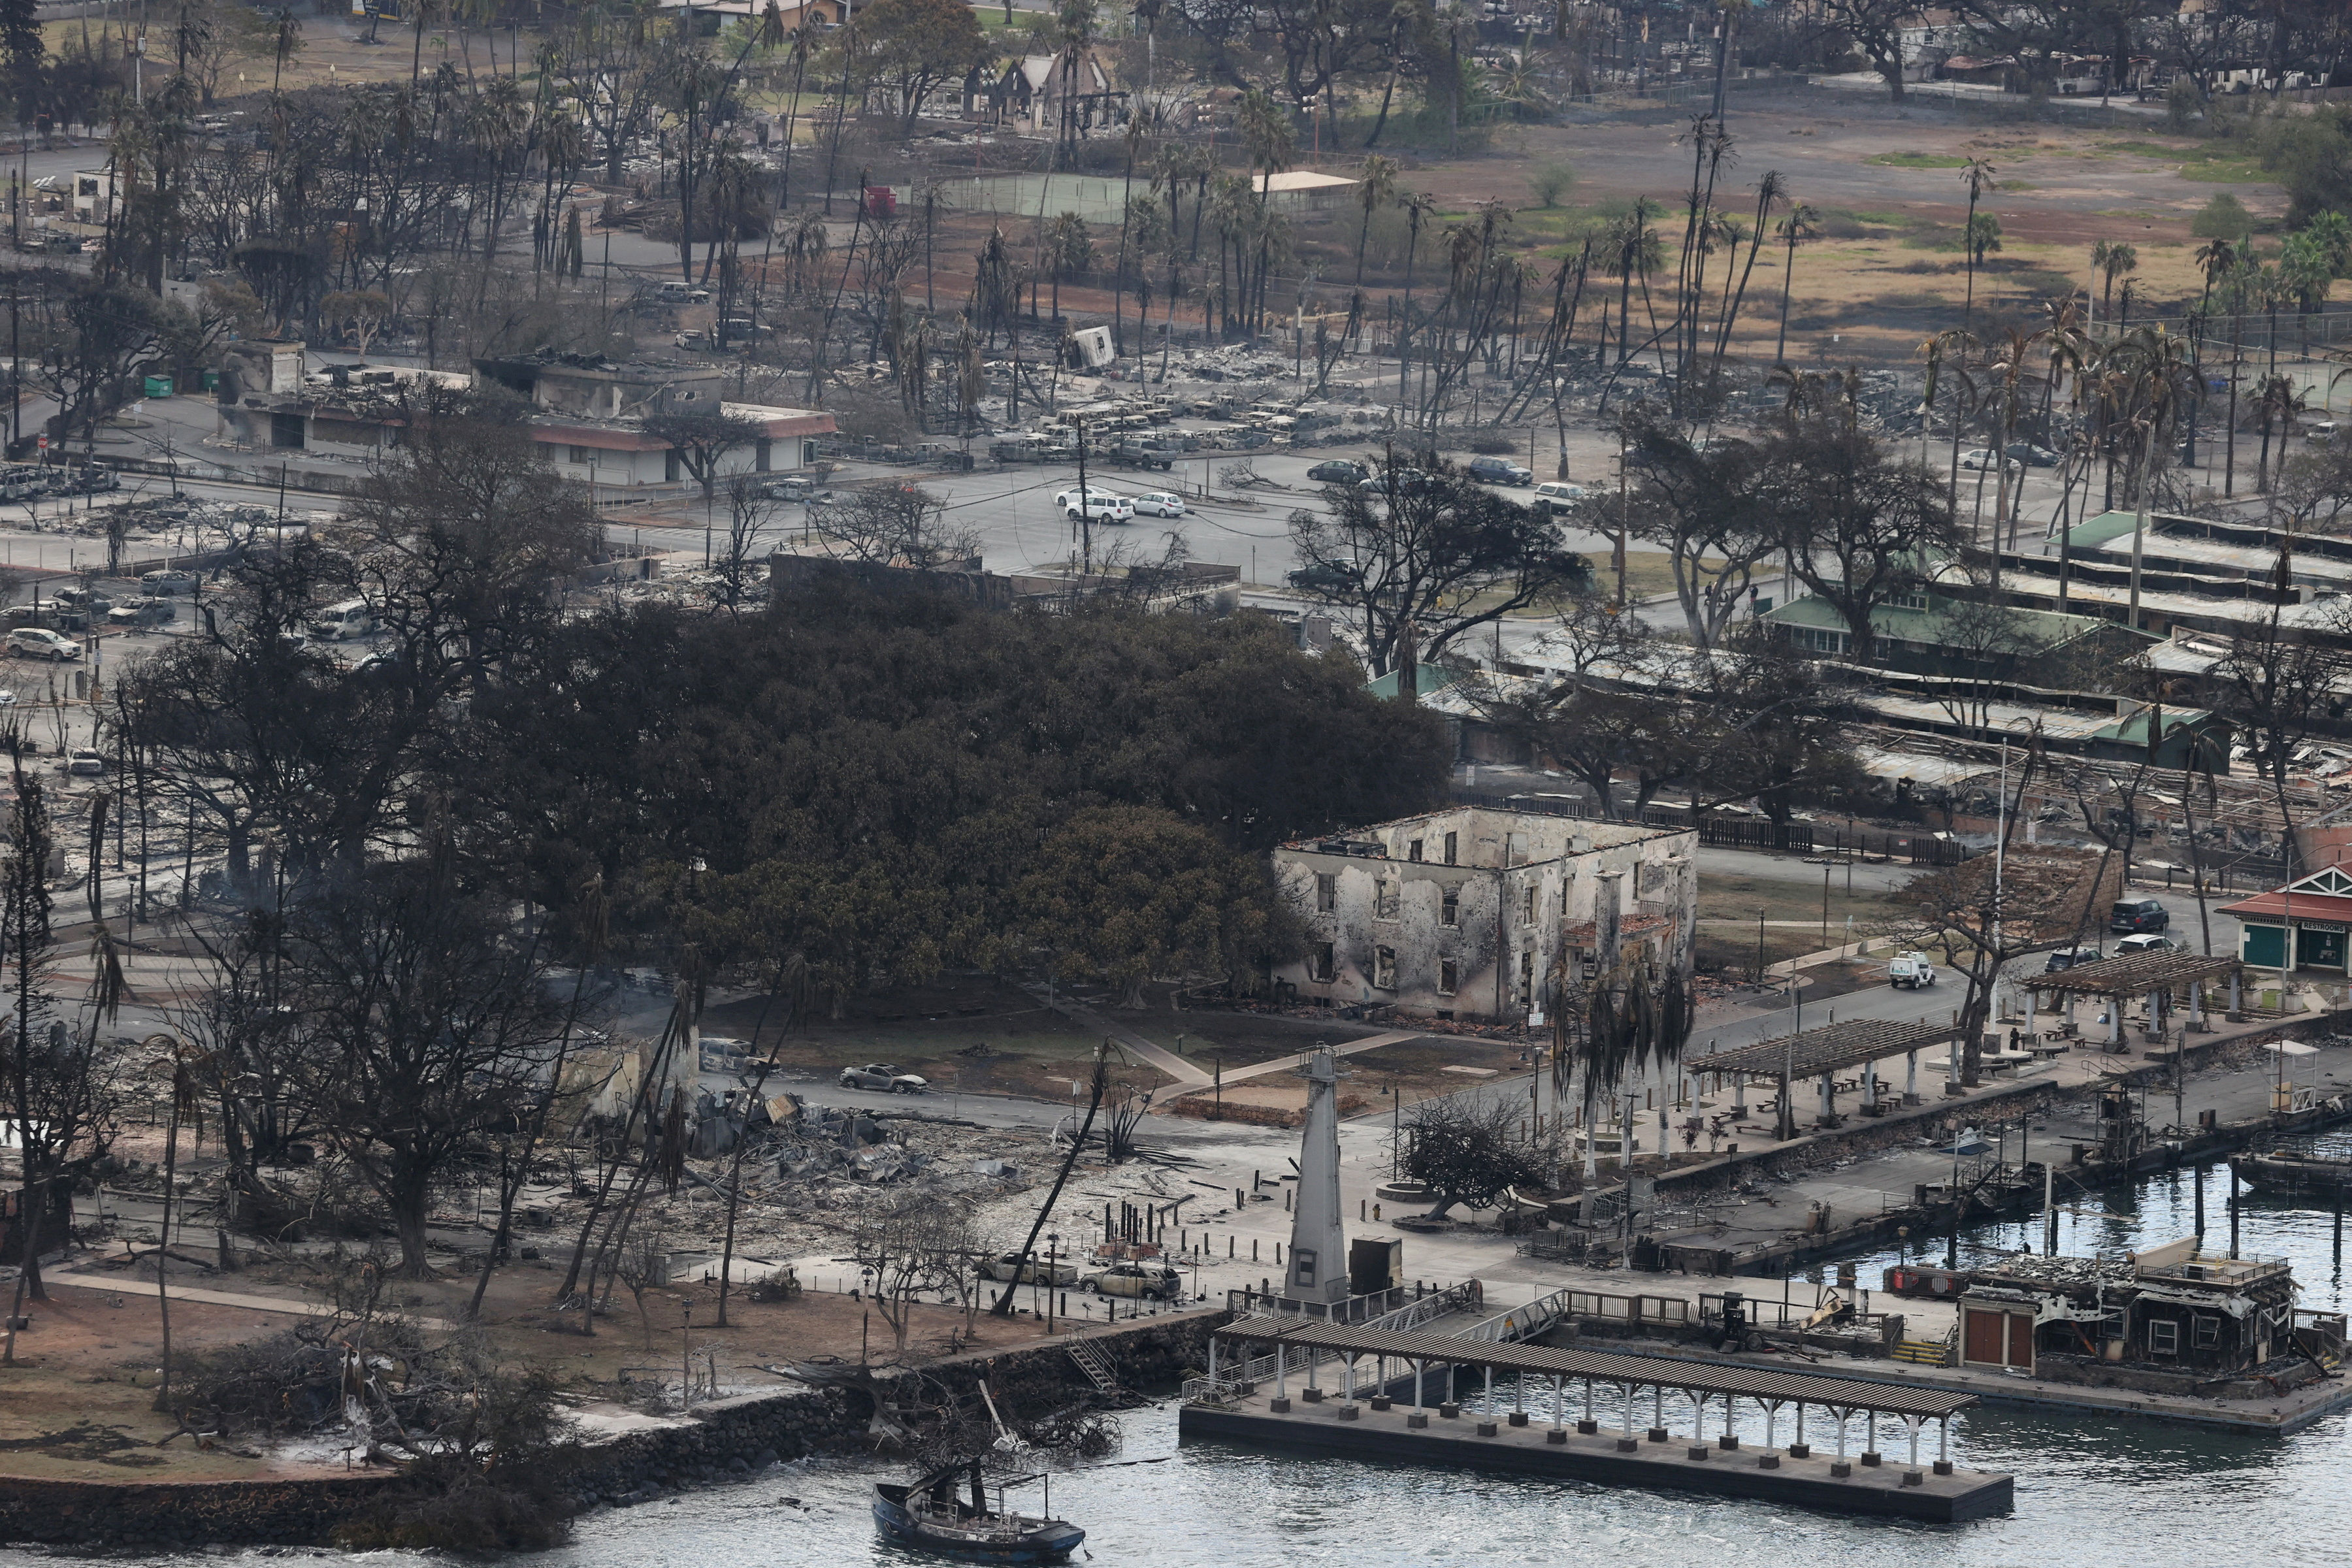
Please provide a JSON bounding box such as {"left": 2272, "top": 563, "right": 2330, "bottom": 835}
{"left": 2065, "top": 511, "right": 2146, "bottom": 550}
{"left": 1759, "top": 593, "right": 2144, "bottom": 648}
{"left": 1365, "top": 664, "right": 1462, "bottom": 701}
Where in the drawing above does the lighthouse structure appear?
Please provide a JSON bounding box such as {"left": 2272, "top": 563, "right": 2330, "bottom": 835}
{"left": 1284, "top": 1047, "right": 1351, "bottom": 1306}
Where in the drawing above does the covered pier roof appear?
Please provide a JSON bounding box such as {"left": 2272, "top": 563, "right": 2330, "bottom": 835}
{"left": 2033, "top": 950, "right": 2239, "bottom": 996}
{"left": 1215, "top": 1315, "right": 1977, "bottom": 1418}
{"left": 1690, "top": 1019, "right": 1956, "bottom": 1083}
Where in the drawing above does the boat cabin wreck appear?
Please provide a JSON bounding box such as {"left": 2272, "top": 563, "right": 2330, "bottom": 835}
{"left": 1954, "top": 1239, "right": 2306, "bottom": 1379}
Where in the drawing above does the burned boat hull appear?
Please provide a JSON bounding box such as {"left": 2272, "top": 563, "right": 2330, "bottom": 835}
{"left": 872, "top": 1482, "right": 1085, "bottom": 1563}
{"left": 2230, "top": 1151, "right": 2352, "bottom": 1202}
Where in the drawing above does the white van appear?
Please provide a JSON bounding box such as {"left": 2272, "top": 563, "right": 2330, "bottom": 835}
{"left": 307, "top": 599, "right": 377, "bottom": 641}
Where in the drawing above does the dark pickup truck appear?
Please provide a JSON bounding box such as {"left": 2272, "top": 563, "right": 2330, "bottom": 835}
{"left": 1109, "top": 437, "right": 1176, "bottom": 470}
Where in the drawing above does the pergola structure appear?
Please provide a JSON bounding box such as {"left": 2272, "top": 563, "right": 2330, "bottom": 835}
{"left": 1205, "top": 1315, "right": 1980, "bottom": 1474}
{"left": 2029, "top": 950, "right": 2242, "bottom": 1049}
{"left": 1691, "top": 1019, "right": 1957, "bottom": 1139}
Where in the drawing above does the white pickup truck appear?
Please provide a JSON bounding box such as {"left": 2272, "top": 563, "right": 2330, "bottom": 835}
{"left": 1887, "top": 951, "right": 1938, "bottom": 989}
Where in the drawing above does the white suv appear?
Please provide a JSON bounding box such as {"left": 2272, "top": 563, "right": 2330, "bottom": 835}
{"left": 1533, "top": 481, "right": 1588, "bottom": 514}
{"left": 1054, "top": 487, "right": 1133, "bottom": 523}
{"left": 7, "top": 629, "right": 80, "bottom": 661}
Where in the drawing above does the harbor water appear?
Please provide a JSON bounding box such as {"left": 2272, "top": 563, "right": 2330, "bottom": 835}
{"left": 6, "top": 1139, "right": 2346, "bottom": 1568}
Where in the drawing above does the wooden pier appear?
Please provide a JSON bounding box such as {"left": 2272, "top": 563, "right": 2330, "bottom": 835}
{"left": 1181, "top": 1315, "right": 2014, "bottom": 1524}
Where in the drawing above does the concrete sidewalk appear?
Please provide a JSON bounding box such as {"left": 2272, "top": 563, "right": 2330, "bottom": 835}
{"left": 1207, "top": 1029, "right": 1427, "bottom": 1088}
{"left": 1026, "top": 986, "right": 1213, "bottom": 1086}
{"left": 43, "top": 1269, "right": 456, "bottom": 1330}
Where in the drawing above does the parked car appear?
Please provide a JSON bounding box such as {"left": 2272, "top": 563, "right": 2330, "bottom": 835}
{"left": 2045, "top": 945, "right": 2104, "bottom": 973}
{"left": 2115, "top": 933, "right": 2176, "bottom": 955}
{"left": 1083, "top": 1261, "right": 1183, "bottom": 1300}
{"left": 975, "top": 1252, "right": 1080, "bottom": 1286}
{"left": 1129, "top": 491, "right": 1186, "bottom": 518}
{"left": 2110, "top": 898, "right": 2170, "bottom": 935}
{"left": 838, "top": 1062, "right": 928, "bottom": 1094}
{"left": 759, "top": 474, "right": 823, "bottom": 502}
{"left": 1532, "top": 480, "right": 1589, "bottom": 514}
{"left": 2004, "top": 442, "right": 2063, "bottom": 468}
{"left": 307, "top": 598, "right": 378, "bottom": 640}
{"left": 0, "top": 689, "right": 15, "bottom": 707}
{"left": 1959, "top": 448, "right": 2023, "bottom": 475}
{"left": 65, "top": 749, "right": 105, "bottom": 776}
{"left": 1307, "top": 459, "right": 1369, "bottom": 484}
{"left": 140, "top": 568, "right": 198, "bottom": 595}
{"left": 6, "top": 627, "right": 80, "bottom": 661}
{"left": 1357, "top": 468, "right": 1431, "bottom": 498}
{"left": 106, "top": 598, "right": 174, "bottom": 628}
{"left": 1887, "top": 951, "right": 1938, "bottom": 989}
{"left": 1467, "top": 455, "right": 1534, "bottom": 485}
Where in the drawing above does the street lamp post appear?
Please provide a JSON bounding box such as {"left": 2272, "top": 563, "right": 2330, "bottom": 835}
{"left": 680, "top": 1298, "right": 696, "bottom": 1407}
{"left": 1778, "top": 975, "right": 1802, "bottom": 1143}
{"left": 860, "top": 1266, "right": 875, "bottom": 1366}
{"left": 1387, "top": 1079, "right": 1399, "bottom": 1179}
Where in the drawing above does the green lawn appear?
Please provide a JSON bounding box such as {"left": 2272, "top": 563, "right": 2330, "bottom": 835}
{"left": 1697, "top": 871, "right": 1912, "bottom": 932}
{"left": 1694, "top": 871, "right": 1914, "bottom": 978}
{"left": 1695, "top": 927, "right": 1833, "bottom": 976}
{"left": 2178, "top": 156, "right": 2272, "bottom": 184}
{"left": 1867, "top": 152, "right": 1969, "bottom": 169}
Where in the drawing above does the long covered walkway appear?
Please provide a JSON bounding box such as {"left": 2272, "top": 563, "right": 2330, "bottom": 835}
{"left": 1206, "top": 1313, "right": 1978, "bottom": 1472}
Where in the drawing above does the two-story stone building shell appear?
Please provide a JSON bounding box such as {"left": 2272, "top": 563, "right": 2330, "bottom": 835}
{"left": 1271, "top": 809, "right": 1696, "bottom": 1023}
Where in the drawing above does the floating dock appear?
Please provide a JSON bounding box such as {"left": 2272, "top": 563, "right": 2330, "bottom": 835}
{"left": 1182, "top": 1313, "right": 2014, "bottom": 1524}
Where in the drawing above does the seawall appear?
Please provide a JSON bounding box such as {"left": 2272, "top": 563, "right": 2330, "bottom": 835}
{"left": 0, "top": 1311, "right": 1224, "bottom": 1548}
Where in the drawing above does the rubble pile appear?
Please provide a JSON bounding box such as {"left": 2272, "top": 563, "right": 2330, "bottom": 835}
{"left": 1972, "top": 1252, "right": 2136, "bottom": 1288}
{"left": 23, "top": 492, "right": 319, "bottom": 553}
{"left": 608, "top": 1103, "right": 1051, "bottom": 1263}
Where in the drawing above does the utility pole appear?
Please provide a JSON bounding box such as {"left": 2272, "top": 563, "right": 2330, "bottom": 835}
{"left": 1073, "top": 416, "right": 1092, "bottom": 576}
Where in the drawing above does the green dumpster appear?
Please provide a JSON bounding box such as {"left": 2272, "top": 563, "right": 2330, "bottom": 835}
{"left": 142, "top": 374, "right": 174, "bottom": 398}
